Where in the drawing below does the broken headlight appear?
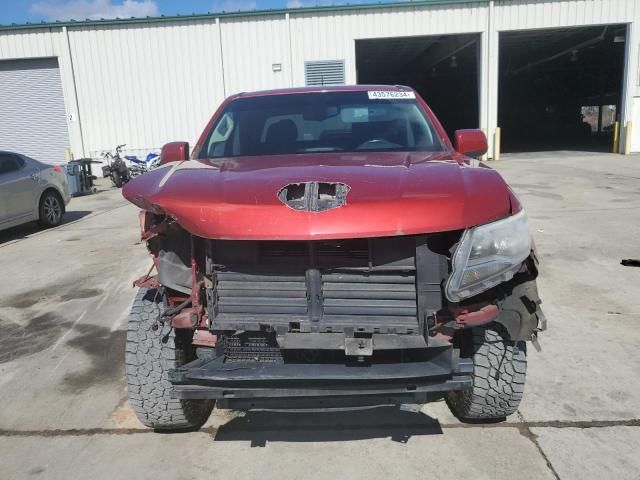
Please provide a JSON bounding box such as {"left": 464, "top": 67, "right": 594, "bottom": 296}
{"left": 446, "top": 210, "right": 531, "bottom": 302}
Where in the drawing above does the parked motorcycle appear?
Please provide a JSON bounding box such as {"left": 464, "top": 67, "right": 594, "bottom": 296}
{"left": 101, "top": 144, "right": 131, "bottom": 188}
{"left": 124, "top": 152, "right": 160, "bottom": 177}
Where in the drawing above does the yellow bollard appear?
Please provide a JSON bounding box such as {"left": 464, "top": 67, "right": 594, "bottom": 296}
{"left": 481, "top": 128, "right": 488, "bottom": 161}
{"left": 624, "top": 121, "right": 633, "bottom": 155}
{"left": 493, "top": 127, "right": 501, "bottom": 161}
{"left": 612, "top": 121, "right": 620, "bottom": 153}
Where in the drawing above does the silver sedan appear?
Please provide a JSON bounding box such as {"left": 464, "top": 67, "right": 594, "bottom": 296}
{"left": 0, "top": 151, "right": 71, "bottom": 232}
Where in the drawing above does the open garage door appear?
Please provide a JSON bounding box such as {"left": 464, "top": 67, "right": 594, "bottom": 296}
{"left": 499, "top": 25, "right": 627, "bottom": 153}
{"left": 0, "top": 57, "right": 70, "bottom": 164}
{"left": 356, "top": 34, "right": 480, "bottom": 140}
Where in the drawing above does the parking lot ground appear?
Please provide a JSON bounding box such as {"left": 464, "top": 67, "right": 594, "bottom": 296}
{"left": 1, "top": 152, "right": 639, "bottom": 479}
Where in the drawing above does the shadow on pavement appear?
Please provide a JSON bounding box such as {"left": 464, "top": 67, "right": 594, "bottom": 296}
{"left": 0, "top": 210, "right": 92, "bottom": 245}
{"left": 213, "top": 406, "right": 443, "bottom": 446}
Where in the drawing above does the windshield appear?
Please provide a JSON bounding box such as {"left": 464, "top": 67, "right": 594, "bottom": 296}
{"left": 199, "top": 91, "right": 444, "bottom": 158}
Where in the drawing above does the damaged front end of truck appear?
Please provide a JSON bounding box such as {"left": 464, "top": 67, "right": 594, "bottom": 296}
{"left": 126, "top": 174, "right": 544, "bottom": 424}
{"left": 122, "top": 86, "right": 546, "bottom": 430}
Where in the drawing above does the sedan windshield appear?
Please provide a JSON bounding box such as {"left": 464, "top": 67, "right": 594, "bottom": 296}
{"left": 199, "top": 91, "right": 444, "bottom": 158}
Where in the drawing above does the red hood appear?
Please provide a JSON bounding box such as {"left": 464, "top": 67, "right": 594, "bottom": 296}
{"left": 122, "top": 152, "right": 512, "bottom": 240}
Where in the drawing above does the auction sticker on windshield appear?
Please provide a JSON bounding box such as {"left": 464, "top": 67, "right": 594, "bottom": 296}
{"left": 367, "top": 90, "right": 416, "bottom": 100}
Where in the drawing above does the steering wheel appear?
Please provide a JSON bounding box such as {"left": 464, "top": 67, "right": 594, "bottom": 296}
{"left": 357, "top": 139, "right": 403, "bottom": 150}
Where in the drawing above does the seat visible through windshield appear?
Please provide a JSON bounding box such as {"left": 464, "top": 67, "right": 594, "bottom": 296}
{"left": 200, "top": 90, "right": 444, "bottom": 158}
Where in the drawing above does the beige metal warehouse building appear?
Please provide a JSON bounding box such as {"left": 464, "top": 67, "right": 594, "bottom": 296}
{"left": 1, "top": 0, "right": 639, "bottom": 162}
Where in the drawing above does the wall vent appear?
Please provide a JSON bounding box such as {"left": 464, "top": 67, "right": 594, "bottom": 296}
{"left": 304, "top": 60, "right": 345, "bottom": 86}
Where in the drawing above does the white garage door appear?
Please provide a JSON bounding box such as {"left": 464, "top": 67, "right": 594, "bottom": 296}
{"left": 0, "top": 57, "right": 70, "bottom": 164}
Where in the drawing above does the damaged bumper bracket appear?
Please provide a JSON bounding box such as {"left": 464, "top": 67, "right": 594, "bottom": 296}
{"left": 168, "top": 345, "right": 473, "bottom": 405}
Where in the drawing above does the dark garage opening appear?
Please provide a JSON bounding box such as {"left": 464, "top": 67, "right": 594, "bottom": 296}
{"left": 356, "top": 34, "right": 480, "bottom": 140}
{"left": 499, "top": 25, "right": 627, "bottom": 153}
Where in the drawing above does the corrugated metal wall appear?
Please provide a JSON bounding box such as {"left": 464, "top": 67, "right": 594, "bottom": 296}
{"left": 220, "top": 15, "right": 290, "bottom": 95}
{"left": 0, "top": 28, "right": 60, "bottom": 58}
{"left": 495, "top": 0, "right": 637, "bottom": 30}
{"left": 0, "top": 0, "right": 639, "bottom": 157}
{"left": 67, "top": 21, "right": 225, "bottom": 157}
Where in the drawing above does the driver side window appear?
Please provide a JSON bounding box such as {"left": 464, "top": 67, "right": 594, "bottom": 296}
{"left": 207, "top": 113, "right": 235, "bottom": 157}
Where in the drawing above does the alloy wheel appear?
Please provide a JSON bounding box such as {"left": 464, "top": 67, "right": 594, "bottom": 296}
{"left": 43, "top": 195, "right": 62, "bottom": 224}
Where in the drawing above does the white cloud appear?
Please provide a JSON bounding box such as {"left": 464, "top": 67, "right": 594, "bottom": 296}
{"left": 31, "top": 0, "right": 159, "bottom": 21}
{"left": 287, "top": 0, "right": 305, "bottom": 7}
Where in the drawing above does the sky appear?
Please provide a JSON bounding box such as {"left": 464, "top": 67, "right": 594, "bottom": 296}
{"left": 0, "top": 0, "right": 394, "bottom": 25}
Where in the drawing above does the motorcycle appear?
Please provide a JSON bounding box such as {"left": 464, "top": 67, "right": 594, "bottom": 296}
{"left": 124, "top": 152, "right": 160, "bottom": 177}
{"left": 101, "top": 144, "right": 131, "bottom": 188}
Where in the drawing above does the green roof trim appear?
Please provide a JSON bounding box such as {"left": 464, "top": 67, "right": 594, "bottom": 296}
{"left": 0, "top": 0, "right": 488, "bottom": 31}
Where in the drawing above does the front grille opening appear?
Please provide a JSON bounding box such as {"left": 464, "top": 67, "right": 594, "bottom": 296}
{"left": 316, "top": 239, "right": 368, "bottom": 261}
{"left": 222, "top": 333, "right": 282, "bottom": 363}
{"left": 220, "top": 332, "right": 437, "bottom": 365}
{"left": 260, "top": 241, "right": 308, "bottom": 257}
{"left": 211, "top": 237, "right": 415, "bottom": 268}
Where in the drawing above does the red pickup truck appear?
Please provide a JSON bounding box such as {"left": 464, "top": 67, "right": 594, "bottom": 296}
{"left": 123, "top": 85, "right": 545, "bottom": 430}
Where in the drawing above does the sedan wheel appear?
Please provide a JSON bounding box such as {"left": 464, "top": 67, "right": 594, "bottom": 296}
{"left": 39, "top": 192, "right": 64, "bottom": 227}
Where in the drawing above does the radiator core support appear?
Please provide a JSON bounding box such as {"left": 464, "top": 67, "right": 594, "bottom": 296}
{"left": 204, "top": 235, "right": 449, "bottom": 337}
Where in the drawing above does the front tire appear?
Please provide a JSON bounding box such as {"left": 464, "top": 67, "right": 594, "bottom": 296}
{"left": 125, "top": 288, "right": 214, "bottom": 430}
{"left": 38, "top": 190, "right": 64, "bottom": 227}
{"left": 446, "top": 324, "right": 527, "bottom": 421}
{"left": 112, "top": 171, "right": 123, "bottom": 188}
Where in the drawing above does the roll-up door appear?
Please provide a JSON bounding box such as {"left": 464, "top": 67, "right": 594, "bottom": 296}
{"left": 0, "top": 57, "right": 69, "bottom": 164}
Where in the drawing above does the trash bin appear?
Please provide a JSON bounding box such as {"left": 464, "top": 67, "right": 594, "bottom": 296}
{"left": 65, "top": 159, "right": 100, "bottom": 196}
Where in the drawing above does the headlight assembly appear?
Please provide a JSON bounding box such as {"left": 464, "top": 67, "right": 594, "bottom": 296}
{"left": 446, "top": 210, "right": 532, "bottom": 302}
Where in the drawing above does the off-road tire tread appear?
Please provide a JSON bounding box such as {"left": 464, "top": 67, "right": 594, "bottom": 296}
{"left": 446, "top": 324, "right": 526, "bottom": 420}
{"left": 125, "top": 288, "right": 214, "bottom": 430}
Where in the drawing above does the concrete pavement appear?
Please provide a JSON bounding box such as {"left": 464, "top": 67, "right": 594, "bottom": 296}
{"left": 1, "top": 152, "right": 639, "bottom": 479}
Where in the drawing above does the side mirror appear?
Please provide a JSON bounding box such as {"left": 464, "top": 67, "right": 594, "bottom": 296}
{"left": 453, "top": 129, "right": 488, "bottom": 158}
{"left": 160, "top": 141, "right": 189, "bottom": 165}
